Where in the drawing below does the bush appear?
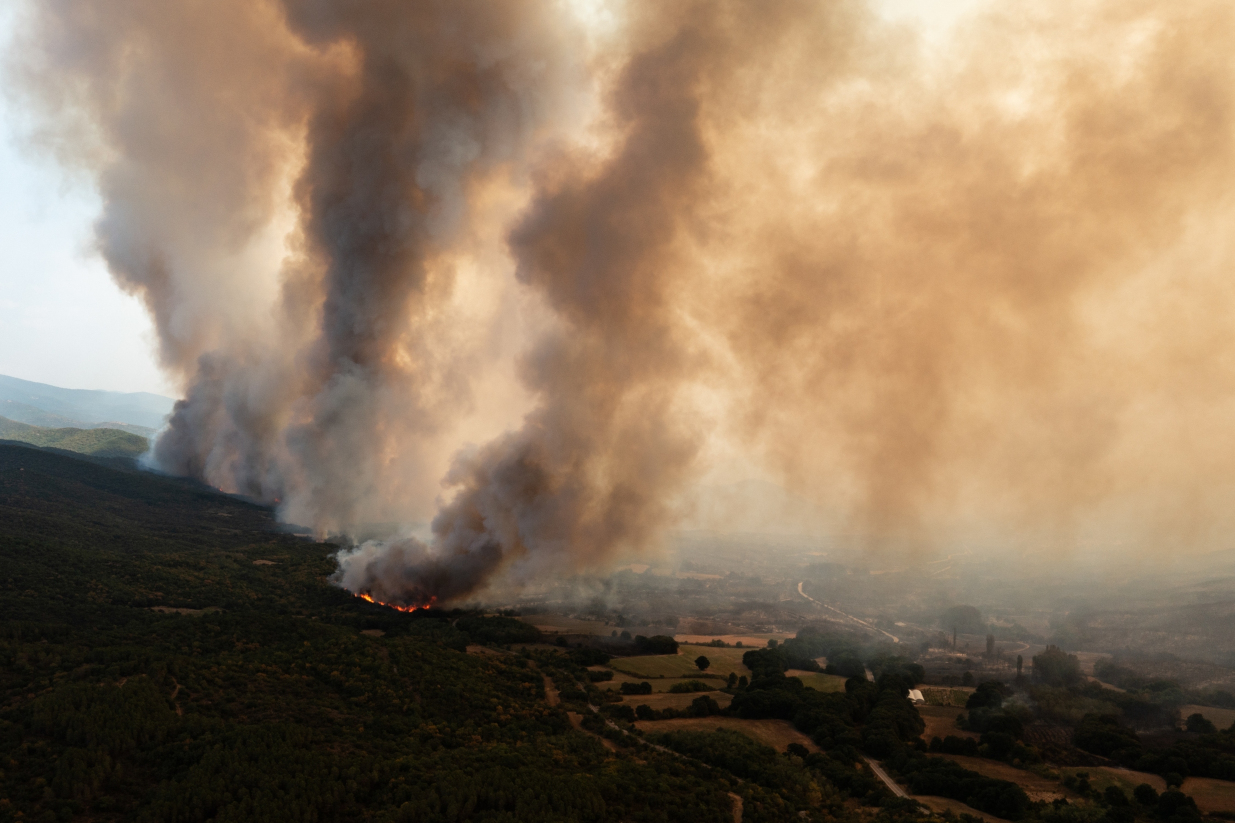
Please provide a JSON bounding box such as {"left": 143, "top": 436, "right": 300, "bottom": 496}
{"left": 1133, "top": 783, "right": 1159, "bottom": 807}
{"left": 1034, "top": 646, "right": 1082, "bottom": 687}
{"left": 668, "top": 680, "right": 713, "bottom": 694}
{"left": 586, "top": 669, "right": 614, "bottom": 682}
{"left": 620, "top": 681, "right": 653, "bottom": 696}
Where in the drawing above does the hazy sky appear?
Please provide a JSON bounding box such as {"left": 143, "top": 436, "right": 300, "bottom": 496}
{"left": 0, "top": 0, "right": 977, "bottom": 398}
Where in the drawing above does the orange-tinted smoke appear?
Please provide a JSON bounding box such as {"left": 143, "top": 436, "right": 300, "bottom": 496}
{"left": 12, "top": 0, "right": 1235, "bottom": 604}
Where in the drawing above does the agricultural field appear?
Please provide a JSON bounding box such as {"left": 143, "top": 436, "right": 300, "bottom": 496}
{"left": 674, "top": 634, "right": 794, "bottom": 646}
{"left": 1181, "top": 777, "right": 1235, "bottom": 814}
{"left": 518, "top": 613, "right": 611, "bottom": 635}
{"left": 935, "top": 756, "right": 1067, "bottom": 803}
{"left": 917, "top": 705, "right": 974, "bottom": 742}
{"left": 1181, "top": 703, "right": 1235, "bottom": 731}
{"left": 920, "top": 687, "right": 971, "bottom": 707}
{"left": 595, "top": 669, "right": 708, "bottom": 693}
{"left": 611, "top": 646, "right": 754, "bottom": 679}
{"left": 786, "top": 670, "right": 847, "bottom": 692}
{"left": 634, "top": 717, "right": 819, "bottom": 753}
{"left": 617, "top": 691, "right": 735, "bottom": 711}
{"left": 914, "top": 795, "right": 1007, "bottom": 823}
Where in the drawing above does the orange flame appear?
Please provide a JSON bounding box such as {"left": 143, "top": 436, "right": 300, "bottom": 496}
{"left": 354, "top": 592, "right": 435, "bottom": 612}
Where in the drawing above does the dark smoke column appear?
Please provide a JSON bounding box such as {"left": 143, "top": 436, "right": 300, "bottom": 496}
{"left": 153, "top": 0, "right": 585, "bottom": 536}
{"left": 335, "top": 4, "right": 804, "bottom": 604}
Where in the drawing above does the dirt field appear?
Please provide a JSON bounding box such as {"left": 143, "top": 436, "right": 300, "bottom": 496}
{"left": 918, "top": 705, "right": 975, "bottom": 741}
{"left": 1181, "top": 776, "right": 1235, "bottom": 813}
{"left": 1181, "top": 704, "right": 1235, "bottom": 731}
{"left": 938, "top": 755, "right": 1067, "bottom": 803}
{"left": 635, "top": 717, "right": 820, "bottom": 753}
{"left": 619, "top": 691, "right": 735, "bottom": 711}
{"left": 611, "top": 647, "right": 753, "bottom": 679}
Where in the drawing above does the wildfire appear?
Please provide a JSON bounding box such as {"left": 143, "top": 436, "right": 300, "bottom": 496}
{"left": 354, "top": 592, "right": 435, "bottom": 612}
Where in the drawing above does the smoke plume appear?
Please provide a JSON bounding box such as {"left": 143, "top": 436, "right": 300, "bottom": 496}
{"left": 11, "top": 0, "right": 1235, "bottom": 605}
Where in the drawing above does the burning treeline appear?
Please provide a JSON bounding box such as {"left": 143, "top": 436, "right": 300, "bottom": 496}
{"left": 11, "top": 0, "right": 1235, "bottom": 606}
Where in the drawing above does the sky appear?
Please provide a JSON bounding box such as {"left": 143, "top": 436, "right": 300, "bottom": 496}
{"left": 0, "top": 0, "right": 978, "bottom": 399}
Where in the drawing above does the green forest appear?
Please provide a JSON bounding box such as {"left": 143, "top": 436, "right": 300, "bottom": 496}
{"left": 0, "top": 418, "right": 148, "bottom": 459}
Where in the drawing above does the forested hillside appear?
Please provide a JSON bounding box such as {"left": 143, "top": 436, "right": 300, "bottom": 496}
{"left": 0, "top": 445, "right": 922, "bottom": 822}
{"left": 0, "top": 417, "right": 148, "bottom": 459}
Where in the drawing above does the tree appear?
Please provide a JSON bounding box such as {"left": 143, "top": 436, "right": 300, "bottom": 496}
{"left": 1016, "top": 655, "right": 1023, "bottom": 677}
{"left": 695, "top": 655, "right": 710, "bottom": 672}
{"left": 1133, "top": 784, "right": 1159, "bottom": 807}
{"left": 1186, "top": 713, "right": 1217, "bottom": 734}
{"left": 986, "top": 635, "right": 995, "bottom": 656}
{"left": 962, "top": 671, "right": 974, "bottom": 687}
{"left": 941, "top": 605, "right": 984, "bottom": 634}
{"left": 1032, "top": 645, "right": 1081, "bottom": 686}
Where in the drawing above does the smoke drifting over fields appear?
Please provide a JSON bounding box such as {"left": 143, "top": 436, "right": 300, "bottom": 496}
{"left": 11, "top": 1, "right": 1235, "bottom": 604}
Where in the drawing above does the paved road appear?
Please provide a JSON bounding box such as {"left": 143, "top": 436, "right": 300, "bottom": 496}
{"left": 863, "top": 756, "right": 909, "bottom": 798}
{"left": 798, "top": 582, "right": 900, "bottom": 643}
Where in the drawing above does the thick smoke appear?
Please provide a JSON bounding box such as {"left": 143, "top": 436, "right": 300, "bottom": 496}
{"left": 11, "top": 0, "right": 1235, "bottom": 605}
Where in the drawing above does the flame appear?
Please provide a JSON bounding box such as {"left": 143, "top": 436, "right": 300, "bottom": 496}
{"left": 354, "top": 591, "right": 435, "bottom": 612}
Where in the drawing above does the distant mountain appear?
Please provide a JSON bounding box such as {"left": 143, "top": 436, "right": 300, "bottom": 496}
{"left": 0, "top": 374, "right": 174, "bottom": 431}
{"left": 0, "top": 415, "right": 149, "bottom": 459}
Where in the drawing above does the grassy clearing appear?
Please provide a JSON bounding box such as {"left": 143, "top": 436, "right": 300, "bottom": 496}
{"left": 635, "top": 717, "right": 819, "bottom": 753}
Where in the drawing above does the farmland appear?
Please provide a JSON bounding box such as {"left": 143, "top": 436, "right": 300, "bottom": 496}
{"left": 610, "top": 645, "right": 754, "bottom": 679}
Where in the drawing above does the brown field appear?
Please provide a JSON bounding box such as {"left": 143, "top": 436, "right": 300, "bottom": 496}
{"left": 675, "top": 634, "right": 794, "bottom": 646}
{"left": 635, "top": 717, "right": 819, "bottom": 753}
{"left": 1086, "top": 768, "right": 1165, "bottom": 796}
{"left": 939, "top": 755, "right": 1067, "bottom": 803}
{"left": 918, "top": 705, "right": 976, "bottom": 741}
{"left": 620, "top": 691, "right": 735, "bottom": 711}
{"left": 1181, "top": 704, "right": 1235, "bottom": 731}
{"left": 1181, "top": 777, "right": 1235, "bottom": 813}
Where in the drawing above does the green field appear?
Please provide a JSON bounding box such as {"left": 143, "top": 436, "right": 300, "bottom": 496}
{"left": 611, "top": 646, "right": 755, "bottom": 679}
